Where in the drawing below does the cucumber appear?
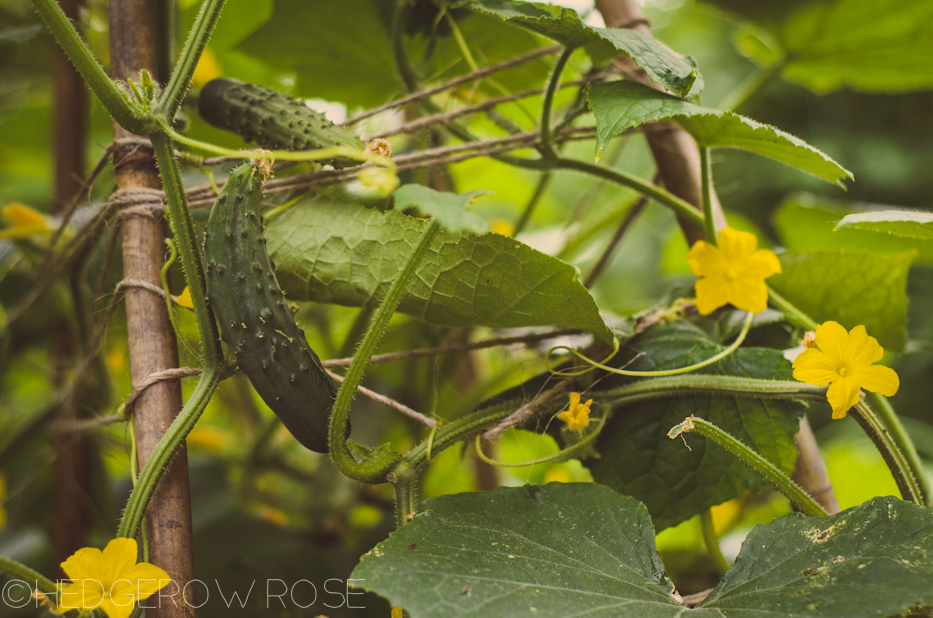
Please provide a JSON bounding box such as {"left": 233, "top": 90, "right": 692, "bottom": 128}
{"left": 197, "top": 78, "right": 364, "bottom": 166}
{"left": 204, "top": 164, "right": 338, "bottom": 452}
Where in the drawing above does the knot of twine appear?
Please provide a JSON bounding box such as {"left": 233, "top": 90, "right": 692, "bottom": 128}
{"left": 109, "top": 187, "right": 166, "bottom": 220}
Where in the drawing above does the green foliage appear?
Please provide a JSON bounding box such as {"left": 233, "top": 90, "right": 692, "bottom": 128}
{"left": 769, "top": 251, "right": 914, "bottom": 350}
{"left": 353, "top": 484, "right": 933, "bottom": 618}
{"left": 698, "top": 495, "right": 933, "bottom": 617}
{"left": 588, "top": 311, "right": 805, "bottom": 530}
{"left": 773, "top": 194, "right": 933, "bottom": 262}
{"left": 352, "top": 483, "right": 682, "bottom": 617}
{"left": 265, "top": 195, "right": 612, "bottom": 340}
{"left": 393, "top": 185, "right": 491, "bottom": 233}
{"left": 587, "top": 81, "right": 852, "bottom": 186}
{"left": 470, "top": 0, "right": 703, "bottom": 97}
{"left": 778, "top": 0, "right": 933, "bottom": 94}
{"left": 836, "top": 209, "right": 933, "bottom": 241}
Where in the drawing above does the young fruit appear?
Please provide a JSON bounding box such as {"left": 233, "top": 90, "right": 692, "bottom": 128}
{"left": 204, "top": 163, "right": 337, "bottom": 452}
{"left": 197, "top": 78, "right": 364, "bottom": 166}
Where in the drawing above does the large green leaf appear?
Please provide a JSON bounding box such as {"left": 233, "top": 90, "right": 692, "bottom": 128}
{"left": 265, "top": 196, "right": 612, "bottom": 341}
{"left": 696, "top": 495, "right": 933, "bottom": 617}
{"left": 352, "top": 484, "right": 684, "bottom": 618}
{"left": 393, "top": 185, "right": 490, "bottom": 233}
{"left": 587, "top": 80, "right": 851, "bottom": 186}
{"left": 769, "top": 250, "right": 914, "bottom": 351}
{"left": 470, "top": 0, "right": 703, "bottom": 97}
{"left": 352, "top": 485, "right": 933, "bottom": 618}
{"left": 236, "top": 0, "right": 552, "bottom": 108}
{"left": 836, "top": 209, "right": 933, "bottom": 241}
{"left": 588, "top": 311, "right": 805, "bottom": 530}
{"left": 237, "top": 0, "right": 400, "bottom": 108}
{"left": 773, "top": 193, "right": 933, "bottom": 262}
{"left": 779, "top": 0, "right": 933, "bottom": 94}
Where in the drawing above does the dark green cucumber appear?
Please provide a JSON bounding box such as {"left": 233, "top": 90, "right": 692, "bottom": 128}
{"left": 205, "top": 164, "right": 338, "bottom": 452}
{"left": 197, "top": 78, "right": 364, "bottom": 166}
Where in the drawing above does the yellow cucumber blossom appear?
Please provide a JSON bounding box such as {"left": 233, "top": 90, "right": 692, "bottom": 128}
{"left": 58, "top": 538, "right": 170, "bottom": 618}
{"left": 176, "top": 286, "right": 194, "bottom": 309}
{"left": 792, "top": 321, "right": 899, "bottom": 419}
{"left": 558, "top": 392, "right": 592, "bottom": 432}
{"left": 686, "top": 227, "right": 781, "bottom": 315}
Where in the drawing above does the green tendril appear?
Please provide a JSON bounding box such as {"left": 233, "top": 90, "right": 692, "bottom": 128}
{"left": 474, "top": 411, "right": 607, "bottom": 468}
{"left": 547, "top": 310, "right": 754, "bottom": 378}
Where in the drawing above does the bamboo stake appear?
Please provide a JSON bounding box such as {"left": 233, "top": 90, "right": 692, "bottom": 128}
{"left": 108, "top": 1, "right": 198, "bottom": 615}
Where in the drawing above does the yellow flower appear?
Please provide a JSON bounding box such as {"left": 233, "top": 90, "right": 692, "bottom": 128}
{"left": 792, "top": 321, "right": 899, "bottom": 420}
{"left": 0, "top": 203, "right": 54, "bottom": 240}
{"left": 58, "top": 538, "right": 170, "bottom": 618}
{"left": 557, "top": 392, "right": 592, "bottom": 432}
{"left": 191, "top": 47, "right": 222, "bottom": 88}
{"left": 176, "top": 286, "right": 194, "bottom": 309}
{"left": 686, "top": 227, "right": 781, "bottom": 315}
{"left": 489, "top": 218, "right": 514, "bottom": 236}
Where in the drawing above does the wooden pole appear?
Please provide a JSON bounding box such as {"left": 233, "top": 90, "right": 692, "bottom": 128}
{"left": 108, "top": 1, "right": 198, "bottom": 615}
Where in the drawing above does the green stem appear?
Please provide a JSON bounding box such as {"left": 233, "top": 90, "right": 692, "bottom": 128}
{"left": 329, "top": 219, "right": 441, "bottom": 483}
{"left": 540, "top": 48, "right": 574, "bottom": 161}
{"left": 700, "top": 509, "right": 729, "bottom": 576}
{"left": 868, "top": 392, "right": 931, "bottom": 506}
{"left": 552, "top": 157, "right": 704, "bottom": 226}
{"left": 598, "top": 374, "right": 828, "bottom": 406}
{"left": 474, "top": 410, "right": 607, "bottom": 468}
{"left": 31, "top": 0, "right": 152, "bottom": 134}
{"left": 513, "top": 172, "right": 551, "bottom": 235}
{"left": 391, "top": 460, "right": 419, "bottom": 528}
{"left": 766, "top": 285, "right": 817, "bottom": 331}
{"left": 669, "top": 416, "right": 827, "bottom": 517}
{"left": 117, "top": 132, "right": 224, "bottom": 539}
{"left": 700, "top": 147, "right": 717, "bottom": 243}
{"left": 162, "top": 122, "right": 391, "bottom": 168}
{"left": 157, "top": 0, "right": 226, "bottom": 120}
{"left": 549, "top": 311, "right": 753, "bottom": 377}
{"left": 0, "top": 556, "right": 57, "bottom": 594}
{"left": 851, "top": 401, "right": 925, "bottom": 506}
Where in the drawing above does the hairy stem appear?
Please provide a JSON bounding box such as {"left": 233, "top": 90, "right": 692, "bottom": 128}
{"left": 32, "top": 0, "right": 151, "bottom": 133}
{"left": 868, "top": 392, "right": 931, "bottom": 506}
{"left": 157, "top": 0, "right": 225, "bottom": 120}
{"left": 0, "top": 556, "right": 57, "bottom": 594}
{"left": 329, "top": 219, "right": 441, "bottom": 483}
{"left": 851, "top": 400, "right": 925, "bottom": 506}
{"left": 540, "top": 48, "right": 574, "bottom": 161}
{"left": 700, "top": 509, "right": 729, "bottom": 576}
{"left": 700, "top": 147, "right": 716, "bottom": 243}
{"left": 391, "top": 460, "right": 419, "bottom": 528}
{"left": 669, "top": 416, "right": 827, "bottom": 517}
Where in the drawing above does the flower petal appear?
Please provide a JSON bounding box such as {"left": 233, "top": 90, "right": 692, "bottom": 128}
{"left": 686, "top": 240, "right": 725, "bottom": 277}
{"left": 58, "top": 580, "right": 105, "bottom": 611}
{"left": 793, "top": 348, "right": 838, "bottom": 386}
{"left": 122, "top": 562, "right": 171, "bottom": 599}
{"left": 743, "top": 249, "right": 782, "bottom": 279}
{"left": 852, "top": 364, "right": 899, "bottom": 396}
{"left": 100, "top": 596, "right": 136, "bottom": 618}
{"left": 844, "top": 325, "right": 884, "bottom": 367}
{"left": 814, "top": 321, "right": 849, "bottom": 364}
{"left": 695, "top": 277, "right": 730, "bottom": 315}
{"left": 717, "top": 227, "right": 757, "bottom": 262}
{"left": 61, "top": 546, "right": 104, "bottom": 584}
{"left": 826, "top": 376, "right": 861, "bottom": 419}
{"left": 727, "top": 277, "right": 769, "bottom": 314}
{"left": 102, "top": 538, "right": 139, "bottom": 586}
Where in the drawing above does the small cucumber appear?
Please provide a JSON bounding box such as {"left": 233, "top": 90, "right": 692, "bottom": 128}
{"left": 197, "top": 78, "right": 364, "bottom": 166}
{"left": 204, "top": 164, "right": 338, "bottom": 452}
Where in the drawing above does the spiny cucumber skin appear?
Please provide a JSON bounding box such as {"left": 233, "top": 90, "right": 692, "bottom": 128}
{"left": 204, "top": 164, "right": 337, "bottom": 453}
{"left": 197, "top": 78, "right": 364, "bottom": 166}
